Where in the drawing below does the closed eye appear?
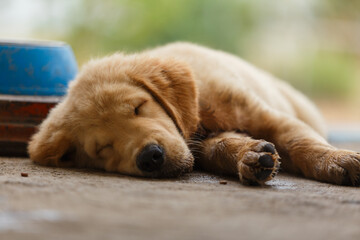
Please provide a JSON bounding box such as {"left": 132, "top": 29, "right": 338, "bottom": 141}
{"left": 134, "top": 100, "right": 147, "bottom": 116}
{"left": 96, "top": 144, "right": 113, "bottom": 156}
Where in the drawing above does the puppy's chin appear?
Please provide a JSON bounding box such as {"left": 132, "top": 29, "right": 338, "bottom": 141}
{"left": 142, "top": 155, "right": 194, "bottom": 178}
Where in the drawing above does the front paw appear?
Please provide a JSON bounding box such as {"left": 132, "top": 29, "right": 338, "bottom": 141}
{"left": 237, "top": 141, "right": 281, "bottom": 185}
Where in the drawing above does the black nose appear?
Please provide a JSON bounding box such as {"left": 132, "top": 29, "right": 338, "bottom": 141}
{"left": 136, "top": 144, "right": 165, "bottom": 172}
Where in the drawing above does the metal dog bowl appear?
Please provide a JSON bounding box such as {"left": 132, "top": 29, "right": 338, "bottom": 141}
{"left": 0, "top": 39, "right": 78, "bottom": 156}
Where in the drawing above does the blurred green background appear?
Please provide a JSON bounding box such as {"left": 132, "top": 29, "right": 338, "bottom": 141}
{"left": 1, "top": 0, "right": 359, "bottom": 122}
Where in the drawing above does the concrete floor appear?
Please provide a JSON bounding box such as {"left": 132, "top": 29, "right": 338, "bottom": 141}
{"left": 0, "top": 143, "right": 360, "bottom": 240}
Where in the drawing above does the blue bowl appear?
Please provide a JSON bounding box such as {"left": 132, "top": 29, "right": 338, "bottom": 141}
{"left": 0, "top": 39, "right": 78, "bottom": 96}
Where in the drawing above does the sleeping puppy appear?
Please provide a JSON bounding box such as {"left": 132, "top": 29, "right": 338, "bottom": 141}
{"left": 28, "top": 42, "right": 360, "bottom": 185}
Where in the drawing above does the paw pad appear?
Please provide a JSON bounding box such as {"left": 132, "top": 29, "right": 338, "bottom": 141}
{"left": 259, "top": 154, "right": 274, "bottom": 168}
{"left": 238, "top": 140, "right": 280, "bottom": 185}
{"left": 262, "top": 143, "right": 276, "bottom": 154}
{"left": 255, "top": 169, "right": 273, "bottom": 181}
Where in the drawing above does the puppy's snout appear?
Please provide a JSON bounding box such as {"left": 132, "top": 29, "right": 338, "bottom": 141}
{"left": 136, "top": 144, "right": 165, "bottom": 172}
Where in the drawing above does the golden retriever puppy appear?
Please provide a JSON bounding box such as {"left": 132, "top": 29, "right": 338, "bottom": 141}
{"left": 28, "top": 42, "right": 360, "bottom": 185}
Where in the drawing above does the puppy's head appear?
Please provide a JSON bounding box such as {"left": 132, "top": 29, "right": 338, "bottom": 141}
{"left": 28, "top": 54, "right": 199, "bottom": 177}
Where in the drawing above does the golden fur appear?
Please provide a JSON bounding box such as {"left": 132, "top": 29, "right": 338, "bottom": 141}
{"left": 28, "top": 42, "right": 360, "bottom": 185}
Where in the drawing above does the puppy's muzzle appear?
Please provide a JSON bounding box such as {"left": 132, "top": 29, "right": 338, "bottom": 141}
{"left": 136, "top": 144, "right": 165, "bottom": 172}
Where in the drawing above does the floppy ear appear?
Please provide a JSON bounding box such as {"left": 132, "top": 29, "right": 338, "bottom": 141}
{"left": 28, "top": 102, "right": 75, "bottom": 167}
{"left": 127, "top": 57, "right": 200, "bottom": 139}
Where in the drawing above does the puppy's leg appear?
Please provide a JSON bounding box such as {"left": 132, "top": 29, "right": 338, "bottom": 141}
{"left": 244, "top": 101, "right": 360, "bottom": 186}
{"left": 195, "top": 132, "right": 280, "bottom": 185}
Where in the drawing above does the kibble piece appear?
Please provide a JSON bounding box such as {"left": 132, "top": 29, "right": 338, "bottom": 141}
{"left": 21, "top": 173, "right": 28, "bottom": 177}
{"left": 219, "top": 180, "right": 227, "bottom": 185}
